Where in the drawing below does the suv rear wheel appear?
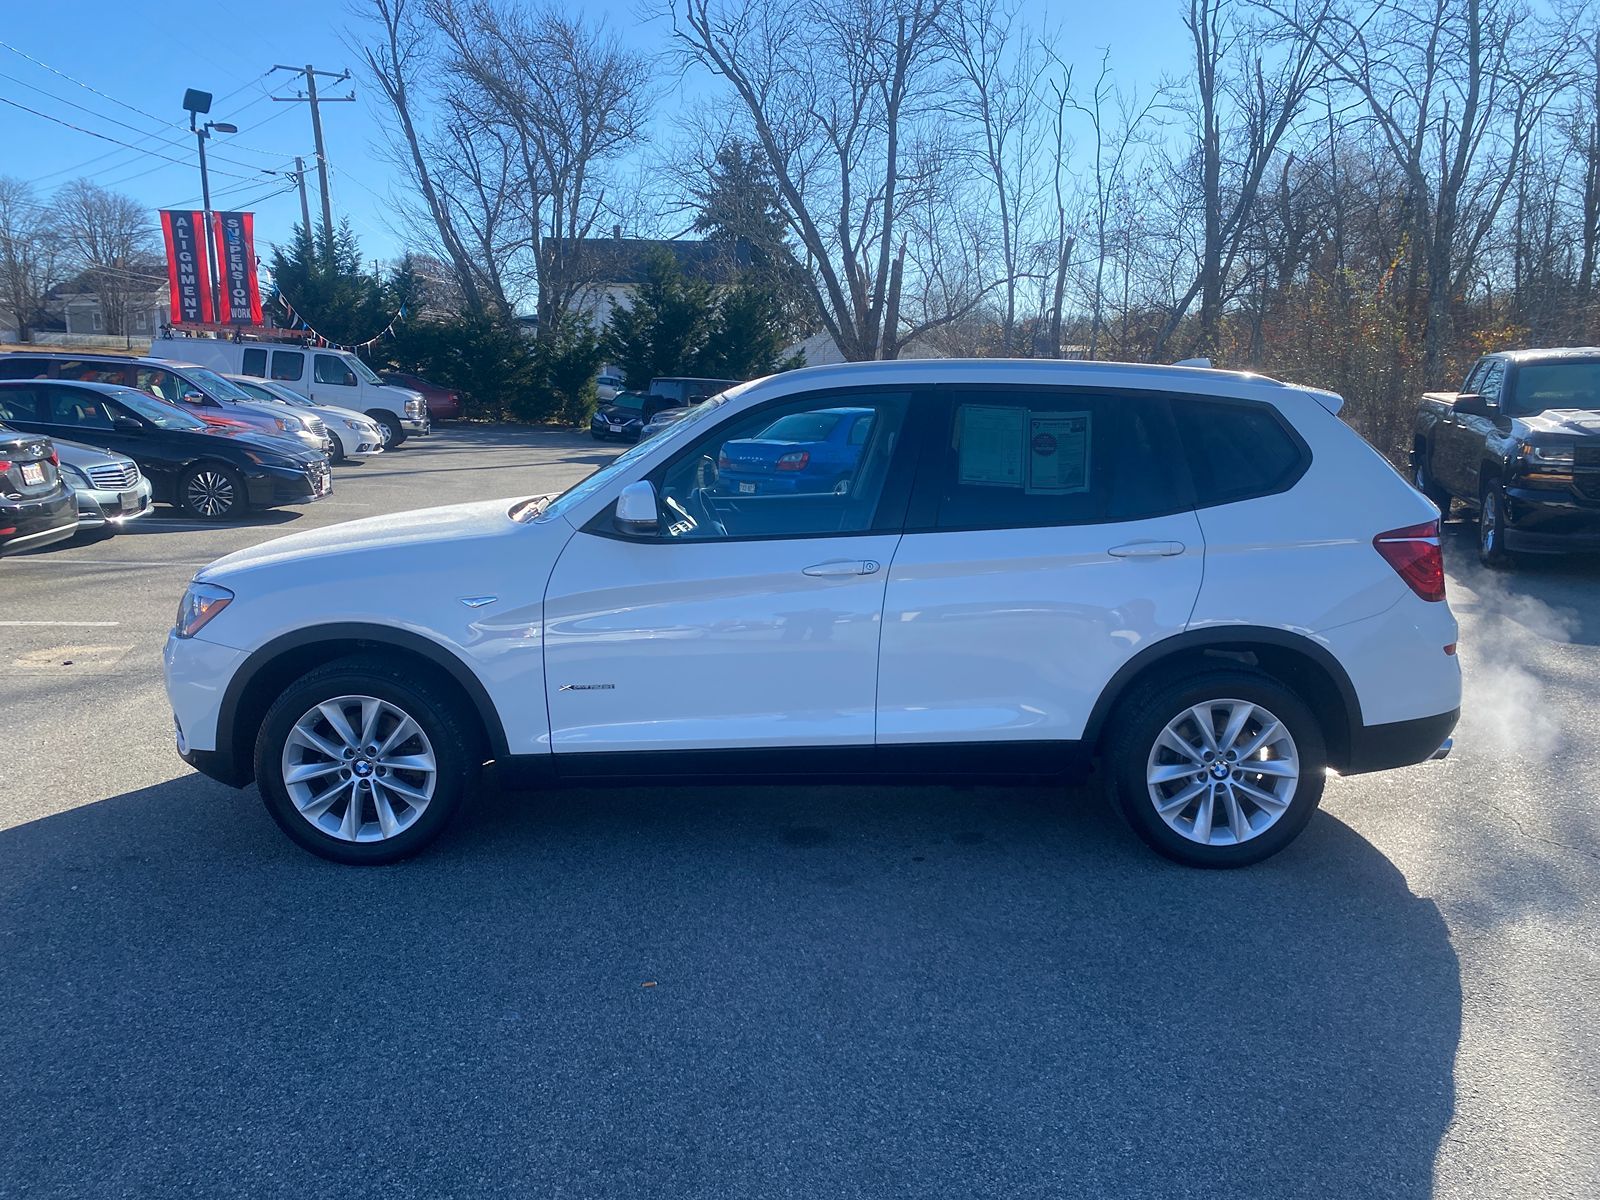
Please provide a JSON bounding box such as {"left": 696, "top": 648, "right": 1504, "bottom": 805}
{"left": 254, "top": 656, "right": 479, "bottom": 864}
{"left": 1107, "top": 669, "right": 1327, "bottom": 868}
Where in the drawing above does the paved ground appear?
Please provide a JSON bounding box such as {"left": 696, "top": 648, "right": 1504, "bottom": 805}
{"left": 1, "top": 424, "right": 1596, "bottom": 1198}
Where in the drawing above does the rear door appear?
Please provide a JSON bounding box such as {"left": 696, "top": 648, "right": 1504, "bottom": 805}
{"left": 876, "top": 386, "right": 1204, "bottom": 745}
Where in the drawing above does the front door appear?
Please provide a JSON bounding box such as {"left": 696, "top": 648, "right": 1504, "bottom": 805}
{"left": 877, "top": 386, "right": 1205, "bottom": 744}
{"left": 542, "top": 388, "right": 921, "bottom": 753}
{"left": 309, "top": 353, "right": 362, "bottom": 409}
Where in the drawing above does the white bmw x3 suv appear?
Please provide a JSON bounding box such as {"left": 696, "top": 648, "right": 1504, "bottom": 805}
{"left": 165, "top": 360, "right": 1461, "bottom": 868}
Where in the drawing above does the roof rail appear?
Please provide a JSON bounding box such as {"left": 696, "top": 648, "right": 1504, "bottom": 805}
{"left": 1173, "top": 357, "right": 1212, "bottom": 368}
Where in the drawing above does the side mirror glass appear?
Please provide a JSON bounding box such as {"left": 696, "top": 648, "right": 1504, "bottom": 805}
{"left": 614, "top": 480, "right": 659, "bottom": 535}
{"left": 112, "top": 415, "right": 143, "bottom": 433}
{"left": 1453, "top": 393, "right": 1494, "bottom": 418}
{"left": 180, "top": 390, "right": 207, "bottom": 406}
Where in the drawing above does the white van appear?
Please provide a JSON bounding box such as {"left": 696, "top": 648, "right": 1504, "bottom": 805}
{"left": 150, "top": 337, "right": 430, "bottom": 447}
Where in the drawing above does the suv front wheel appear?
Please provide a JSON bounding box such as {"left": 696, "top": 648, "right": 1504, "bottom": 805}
{"left": 1107, "top": 669, "right": 1327, "bottom": 868}
{"left": 254, "top": 656, "right": 479, "bottom": 864}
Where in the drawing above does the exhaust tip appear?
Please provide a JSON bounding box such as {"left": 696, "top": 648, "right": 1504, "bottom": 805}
{"left": 1428, "top": 737, "right": 1453, "bottom": 762}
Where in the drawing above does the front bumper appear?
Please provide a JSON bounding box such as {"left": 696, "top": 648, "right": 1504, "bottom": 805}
{"left": 165, "top": 631, "right": 250, "bottom": 785}
{"left": 1342, "top": 708, "right": 1460, "bottom": 775}
{"left": 1502, "top": 484, "right": 1600, "bottom": 552}
{"left": 244, "top": 461, "right": 333, "bottom": 509}
{"left": 402, "top": 415, "right": 431, "bottom": 435}
{"left": 73, "top": 477, "right": 154, "bottom": 528}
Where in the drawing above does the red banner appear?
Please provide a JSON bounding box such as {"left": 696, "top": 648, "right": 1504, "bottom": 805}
{"left": 159, "top": 210, "right": 213, "bottom": 324}
{"left": 211, "top": 211, "right": 263, "bottom": 325}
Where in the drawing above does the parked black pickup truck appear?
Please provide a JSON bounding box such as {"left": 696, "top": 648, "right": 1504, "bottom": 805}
{"left": 1413, "top": 348, "right": 1600, "bottom": 567}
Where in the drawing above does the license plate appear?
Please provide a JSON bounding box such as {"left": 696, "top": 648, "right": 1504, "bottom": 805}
{"left": 318, "top": 474, "right": 332, "bottom": 496}
{"left": 20, "top": 463, "right": 44, "bottom": 485}
{"left": 609, "top": 424, "right": 623, "bottom": 433}
{"left": 119, "top": 490, "right": 140, "bottom": 512}
{"left": 738, "top": 481, "right": 756, "bottom": 494}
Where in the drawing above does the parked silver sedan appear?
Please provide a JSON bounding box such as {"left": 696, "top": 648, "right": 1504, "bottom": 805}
{"left": 53, "top": 439, "right": 153, "bottom": 536}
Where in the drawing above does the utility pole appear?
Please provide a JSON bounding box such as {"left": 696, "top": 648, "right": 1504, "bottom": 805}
{"left": 270, "top": 65, "right": 354, "bottom": 253}
{"left": 293, "top": 155, "right": 314, "bottom": 256}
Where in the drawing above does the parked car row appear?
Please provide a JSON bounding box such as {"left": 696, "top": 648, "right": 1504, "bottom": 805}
{"left": 591, "top": 376, "right": 741, "bottom": 442}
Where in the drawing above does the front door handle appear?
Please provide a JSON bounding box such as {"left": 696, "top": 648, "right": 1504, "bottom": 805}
{"left": 803, "top": 559, "right": 880, "bottom": 577}
{"left": 1108, "top": 541, "right": 1185, "bottom": 558}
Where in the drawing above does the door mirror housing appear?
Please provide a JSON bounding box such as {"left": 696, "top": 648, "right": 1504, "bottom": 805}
{"left": 1453, "top": 393, "right": 1495, "bottom": 418}
{"left": 180, "top": 390, "right": 207, "bottom": 407}
{"left": 614, "top": 480, "right": 660, "bottom": 535}
{"left": 111, "top": 414, "right": 144, "bottom": 433}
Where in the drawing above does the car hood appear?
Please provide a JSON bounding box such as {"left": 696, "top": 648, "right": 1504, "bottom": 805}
{"left": 595, "top": 404, "right": 645, "bottom": 421}
{"left": 1519, "top": 408, "right": 1600, "bottom": 437}
{"left": 50, "top": 438, "right": 132, "bottom": 469}
{"left": 198, "top": 496, "right": 528, "bottom": 582}
{"left": 207, "top": 425, "right": 324, "bottom": 463}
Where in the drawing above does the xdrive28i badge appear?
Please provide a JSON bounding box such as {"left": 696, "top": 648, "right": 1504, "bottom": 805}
{"left": 559, "top": 683, "right": 616, "bottom": 692}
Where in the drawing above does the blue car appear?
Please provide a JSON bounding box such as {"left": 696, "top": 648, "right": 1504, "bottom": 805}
{"left": 714, "top": 407, "right": 875, "bottom": 495}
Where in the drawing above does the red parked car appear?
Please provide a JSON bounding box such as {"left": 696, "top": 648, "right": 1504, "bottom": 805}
{"left": 380, "top": 371, "right": 461, "bottom": 421}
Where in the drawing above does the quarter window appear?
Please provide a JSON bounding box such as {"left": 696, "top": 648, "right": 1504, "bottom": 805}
{"left": 271, "top": 350, "right": 305, "bottom": 382}
{"left": 650, "top": 392, "right": 911, "bottom": 540}
{"left": 924, "top": 390, "right": 1185, "bottom": 530}
{"left": 1171, "top": 399, "right": 1307, "bottom": 508}
{"left": 242, "top": 348, "right": 268, "bottom": 377}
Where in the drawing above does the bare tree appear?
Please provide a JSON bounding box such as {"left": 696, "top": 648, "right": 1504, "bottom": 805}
{"left": 55, "top": 180, "right": 159, "bottom": 337}
{"left": 668, "top": 0, "right": 976, "bottom": 360}
{"left": 0, "top": 178, "right": 66, "bottom": 342}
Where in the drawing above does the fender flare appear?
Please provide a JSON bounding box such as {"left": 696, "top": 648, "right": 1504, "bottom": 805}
{"left": 217, "top": 622, "right": 510, "bottom": 761}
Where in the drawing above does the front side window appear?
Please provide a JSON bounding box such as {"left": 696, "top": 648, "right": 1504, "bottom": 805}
{"left": 1509, "top": 361, "right": 1600, "bottom": 416}
{"left": 923, "top": 390, "right": 1185, "bottom": 530}
{"left": 271, "top": 351, "right": 305, "bottom": 382}
{"left": 315, "top": 354, "right": 357, "bottom": 386}
{"left": 45, "top": 386, "right": 114, "bottom": 429}
{"left": 242, "top": 348, "right": 268, "bottom": 377}
{"left": 134, "top": 368, "right": 191, "bottom": 405}
{"left": 650, "top": 391, "right": 912, "bottom": 540}
{"left": 1172, "top": 399, "right": 1307, "bottom": 508}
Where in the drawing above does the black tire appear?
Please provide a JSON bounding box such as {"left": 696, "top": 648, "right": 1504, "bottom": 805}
{"left": 368, "top": 410, "right": 406, "bottom": 448}
{"left": 329, "top": 436, "right": 347, "bottom": 465}
{"left": 1478, "top": 479, "right": 1513, "bottom": 569}
{"left": 1412, "top": 444, "right": 1452, "bottom": 511}
{"left": 254, "top": 655, "right": 482, "bottom": 865}
{"left": 1106, "top": 668, "right": 1327, "bottom": 868}
{"left": 178, "top": 461, "right": 246, "bottom": 521}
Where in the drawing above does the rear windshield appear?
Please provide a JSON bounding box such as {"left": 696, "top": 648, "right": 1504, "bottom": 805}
{"left": 1510, "top": 362, "right": 1600, "bottom": 415}
{"left": 757, "top": 413, "right": 839, "bottom": 442}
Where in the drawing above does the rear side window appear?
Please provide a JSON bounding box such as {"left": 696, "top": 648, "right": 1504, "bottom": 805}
{"left": 0, "top": 357, "right": 49, "bottom": 380}
{"left": 242, "top": 348, "right": 268, "bottom": 376}
{"left": 1171, "top": 400, "right": 1307, "bottom": 508}
{"left": 921, "top": 390, "right": 1186, "bottom": 531}
{"left": 271, "top": 350, "right": 304, "bottom": 381}
{"left": 44, "top": 386, "right": 114, "bottom": 429}
{"left": 58, "top": 360, "right": 128, "bottom": 386}
{"left": 0, "top": 386, "right": 41, "bottom": 421}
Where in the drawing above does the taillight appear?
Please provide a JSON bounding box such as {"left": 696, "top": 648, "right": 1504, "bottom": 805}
{"left": 0, "top": 460, "right": 11, "bottom": 474}
{"left": 49, "top": 449, "right": 59, "bottom": 466}
{"left": 718, "top": 450, "right": 731, "bottom": 470}
{"left": 1374, "top": 521, "right": 1446, "bottom": 602}
{"left": 776, "top": 450, "right": 810, "bottom": 471}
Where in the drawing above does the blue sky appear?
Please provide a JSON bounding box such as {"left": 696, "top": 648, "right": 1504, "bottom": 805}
{"left": 1, "top": 0, "right": 1195, "bottom": 266}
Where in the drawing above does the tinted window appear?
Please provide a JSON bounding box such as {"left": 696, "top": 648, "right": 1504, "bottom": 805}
{"left": 1171, "top": 400, "right": 1306, "bottom": 508}
{"left": 1509, "top": 362, "right": 1600, "bottom": 415}
{"left": 0, "top": 357, "right": 49, "bottom": 380}
{"left": 925, "top": 390, "right": 1184, "bottom": 530}
{"left": 652, "top": 391, "right": 911, "bottom": 540}
{"left": 1461, "top": 360, "right": 1488, "bottom": 395}
{"left": 272, "top": 350, "right": 305, "bottom": 381}
{"left": 105, "top": 388, "right": 208, "bottom": 431}
{"left": 1478, "top": 360, "right": 1507, "bottom": 404}
{"left": 315, "top": 354, "right": 357, "bottom": 386}
{"left": 134, "top": 367, "right": 194, "bottom": 406}
{"left": 58, "top": 360, "right": 128, "bottom": 386}
{"left": 0, "top": 386, "right": 41, "bottom": 421}
{"left": 44, "top": 386, "right": 115, "bottom": 430}
{"left": 242, "top": 348, "right": 268, "bottom": 377}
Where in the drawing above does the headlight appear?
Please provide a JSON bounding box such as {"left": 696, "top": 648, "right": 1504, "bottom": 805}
{"left": 241, "top": 449, "right": 291, "bottom": 467}
{"left": 175, "top": 581, "right": 234, "bottom": 638}
{"left": 405, "top": 399, "right": 425, "bottom": 416}
{"left": 1519, "top": 441, "right": 1574, "bottom": 467}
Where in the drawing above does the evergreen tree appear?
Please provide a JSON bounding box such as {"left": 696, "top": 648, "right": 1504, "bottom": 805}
{"left": 270, "top": 219, "right": 390, "bottom": 347}
{"left": 699, "top": 280, "right": 805, "bottom": 378}
{"left": 603, "top": 248, "right": 717, "bottom": 388}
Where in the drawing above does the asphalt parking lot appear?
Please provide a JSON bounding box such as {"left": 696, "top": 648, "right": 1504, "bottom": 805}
{"left": 2, "top": 424, "right": 1597, "bottom": 1198}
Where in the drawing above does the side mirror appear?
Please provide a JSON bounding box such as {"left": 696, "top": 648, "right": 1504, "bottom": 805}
{"left": 112, "top": 415, "right": 144, "bottom": 433}
{"left": 180, "top": 390, "right": 207, "bottom": 406}
{"left": 614, "top": 480, "right": 659, "bottom": 535}
{"left": 1453, "top": 393, "right": 1495, "bottom": 418}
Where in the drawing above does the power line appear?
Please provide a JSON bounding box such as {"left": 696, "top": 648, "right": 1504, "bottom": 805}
{"left": 0, "top": 95, "right": 264, "bottom": 183}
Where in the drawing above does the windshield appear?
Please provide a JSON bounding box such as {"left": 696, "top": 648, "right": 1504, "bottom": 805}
{"left": 184, "top": 366, "right": 255, "bottom": 403}
{"left": 350, "top": 356, "right": 384, "bottom": 385}
{"left": 230, "top": 379, "right": 279, "bottom": 403}
{"left": 109, "top": 387, "right": 209, "bottom": 431}
{"left": 1511, "top": 363, "right": 1600, "bottom": 415}
{"left": 534, "top": 391, "right": 736, "bottom": 524}
{"left": 607, "top": 392, "right": 647, "bottom": 414}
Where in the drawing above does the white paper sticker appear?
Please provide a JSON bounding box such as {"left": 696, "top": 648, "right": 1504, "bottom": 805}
{"left": 1026, "top": 412, "right": 1090, "bottom": 494}
{"left": 956, "top": 405, "right": 1025, "bottom": 487}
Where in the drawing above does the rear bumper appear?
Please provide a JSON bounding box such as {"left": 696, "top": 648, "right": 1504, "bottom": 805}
{"left": 1341, "top": 708, "right": 1460, "bottom": 775}
{"left": 1, "top": 488, "right": 78, "bottom": 555}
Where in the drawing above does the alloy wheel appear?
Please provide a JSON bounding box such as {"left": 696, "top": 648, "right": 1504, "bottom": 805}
{"left": 1481, "top": 491, "right": 1499, "bottom": 556}
{"left": 280, "top": 694, "right": 438, "bottom": 842}
{"left": 186, "top": 470, "right": 235, "bottom": 517}
{"left": 1145, "top": 699, "right": 1300, "bottom": 846}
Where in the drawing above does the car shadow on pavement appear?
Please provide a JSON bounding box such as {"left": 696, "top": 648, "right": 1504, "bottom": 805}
{"left": 0, "top": 775, "right": 1460, "bottom": 1199}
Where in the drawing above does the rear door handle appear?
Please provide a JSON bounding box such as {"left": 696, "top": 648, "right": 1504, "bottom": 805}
{"left": 803, "top": 559, "right": 880, "bottom": 577}
{"left": 1108, "top": 541, "right": 1185, "bottom": 558}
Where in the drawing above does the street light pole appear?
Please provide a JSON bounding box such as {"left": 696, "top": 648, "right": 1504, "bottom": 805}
{"left": 181, "top": 89, "right": 237, "bottom": 328}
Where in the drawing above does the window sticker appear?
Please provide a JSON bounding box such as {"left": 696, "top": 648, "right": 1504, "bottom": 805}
{"left": 956, "top": 404, "right": 1025, "bottom": 487}
{"left": 1026, "top": 412, "right": 1091, "bottom": 494}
